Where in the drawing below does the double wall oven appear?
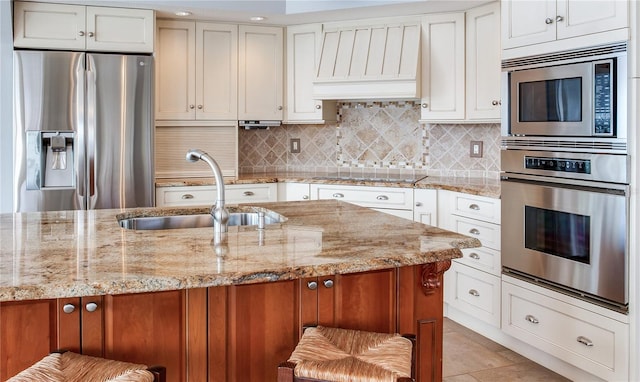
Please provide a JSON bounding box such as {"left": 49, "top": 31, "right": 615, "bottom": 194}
{"left": 501, "top": 43, "right": 629, "bottom": 312}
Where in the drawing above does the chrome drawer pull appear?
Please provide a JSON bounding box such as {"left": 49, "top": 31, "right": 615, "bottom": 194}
{"left": 243, "top": 191, "right": 254, "bottom": 196}
{"left": 323, "top": 279, "right": 334, "bottom": 288}
{"left": 376, "top": 195, "right": 389, "bottom": 201}
{"left": 468, "top": 289, "right": 480, "bottom": 297}
{"left": 469, "top": 228, "right": 481, "bottom": 235}
{"left": 85, "top": 302, "right": 98, "bottom": 312}
{"left": 469, "top": 252, "right": 480, "bottom": 260}
{"left": 181, "top": 194, "right": 194, "bottom": 199}
{"left": 469, "top": 204, "right": 480, "bottom": 210}
{"left": 525, "top": 314, "right": 539, "bottom": 324}
{"left": 307, "top": 281, "right": 318, "bottom": 290}
{"left": 577, "top": 336, "right": 593, "bottom": 347}
{"left": 63, "top": 304, "right": 76, "bottom": 314}
{"left": 332, "top": 193, "right": 344, "bottom": 198}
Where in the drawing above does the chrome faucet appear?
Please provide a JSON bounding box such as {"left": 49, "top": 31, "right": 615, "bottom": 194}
{"left": 185, "top": 149, "right": 229, "bottom": 237}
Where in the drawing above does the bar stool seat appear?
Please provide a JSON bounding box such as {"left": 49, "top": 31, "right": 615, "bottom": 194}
{"left": 7, "top": 351, "right": 166, "bottom": 382}
{"left": 278, "top": 326, "right": 415, "bottom": 382}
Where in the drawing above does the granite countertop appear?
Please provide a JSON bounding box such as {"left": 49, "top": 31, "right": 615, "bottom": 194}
{"left": 156, "top": 172, "right": 501, "bottom": 199}
{"left": 0, "top": 200, "right": 480, "bottom": 302}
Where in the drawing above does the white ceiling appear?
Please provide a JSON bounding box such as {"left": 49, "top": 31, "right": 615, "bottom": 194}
{"left": 22, "top": 0, "right": 492, "bottom": 25}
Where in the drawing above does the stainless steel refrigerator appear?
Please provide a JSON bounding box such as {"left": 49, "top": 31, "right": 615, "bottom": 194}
{"left": 13, "top": 50, "right": 154, "bottom": 212}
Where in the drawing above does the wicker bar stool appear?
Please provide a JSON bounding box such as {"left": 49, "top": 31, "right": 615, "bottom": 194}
{"left": 278, "top": 326, "right": 416, "bottom": 382}
{"left": 7, "top": 351, "right": 166, "bottom": 382}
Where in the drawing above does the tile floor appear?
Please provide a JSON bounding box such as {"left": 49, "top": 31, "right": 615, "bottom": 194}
{"left": 443, "top": 318, "right": 571, "bottom": 382}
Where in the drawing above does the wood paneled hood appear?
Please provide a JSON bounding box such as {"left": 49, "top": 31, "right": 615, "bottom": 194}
{"left": 313, "top": 16, "right": 421, "bottom": 100}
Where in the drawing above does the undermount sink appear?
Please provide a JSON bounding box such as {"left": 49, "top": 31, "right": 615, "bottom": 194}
{"left": 118, "top": 209, "right": 286, "bottom": 230}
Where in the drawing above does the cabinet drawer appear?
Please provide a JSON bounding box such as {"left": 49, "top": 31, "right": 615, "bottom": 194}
{"left": 457, "top": 247, "right": 500, "bottom": 277}
{"left": 226, "top": 184, "right": 277, "bottom": 204}
{"left": 444, "top": 262, "right": 500, "bottom": 327}
{"left": 157, "top": 186, "right": 215, "bottom": 207}
{"left": 450, "top": 215, "right": 500, "bottom": 250}
{"left": 311, "top": 184, "right": 413, "bottom": 210}
{"left": 452, "top": 193, "right": 500, "bottom": 224}
{"left": 502, "top": 279, "right": 629, "bottom": 381}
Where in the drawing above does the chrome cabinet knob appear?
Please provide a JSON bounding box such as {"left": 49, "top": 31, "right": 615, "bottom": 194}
{"left": 88, "top": 32, "right": 95, "bottom": 38}
{"left": 197, "top": 105, "right": 203, "bottom": 109}
{"left": 415, "top": 202, "right": 423, "bottom": 207}
{"left": 469, "top": 252, "right": 480, "bottom": 260}
{"left": 323, "top": 279, "right": 334, "bottom": 288}
{"left": 332, "top": 193, "right": 344, "bottom": 198}
{"left": 189, "top": 105, "right": 195, "bottom": 109}
{"left": 545, "top": 17, "right": 554, "bottom": 24}
{"left": 421, "top": 103, "right": 428, "bottom": 108}
{"left": 302, "top": 195, "right": 309, "bottom": 200}
{"left": 85, "top": 302, "right": 98, "bottom": 312}
{"left": 556, "top": 15, "right": 564, "bottom": 22}
{"left": 243, "top": 191, "right": 254, "bottom": 196}
{"left": 181, "top": 194, "right": 194, "bottom": 199}
{"left": 468, "top": 289, "right": 479, "bottom": 297}
{"left": 315, "top": 105, "right": 321, "bottom": 109}
{"left": 79, "top": 31, "right": 86, "bottom": 37}
{"left": 525, "top": 314, "right": 539, "bottom": 324}
{"left": 491, "top": 100, "right": 501, "bottom": 106}
{"left": 63, "top": 304, "right": 76, "bottom": 314}
{"left": 469, "top": 228, "right": 481, "bottom": 235}
{"left": 307, "top": 281, "right": 318, "bottom": 290}
{"left": 278, "top": 106, "right": 283, "bottom": 110}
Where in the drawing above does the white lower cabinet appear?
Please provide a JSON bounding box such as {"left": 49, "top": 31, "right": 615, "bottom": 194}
{"left": 310, "top": 184, "right": 414, "bottom": 219}
{"left": 277, "top": 183, "right": 310, "bottom": 202}
{"left": 502, "top": 276, "right": 629, "bottom": 381}
{"left": 413, "top": 188, "right": 437, "bottom": 225}
{"left": 156, "top": 183, "right": 277, "bottom": 207}
{"left": 445, "top": 262, "right": 501, "bottom": 327}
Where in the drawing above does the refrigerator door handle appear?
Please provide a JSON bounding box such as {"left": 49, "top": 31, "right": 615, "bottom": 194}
{"left": 75, "top": 54, "right": 86, "bottom": 199}
{"left": 86, "top": 56, "right": 96, "bottom": 200}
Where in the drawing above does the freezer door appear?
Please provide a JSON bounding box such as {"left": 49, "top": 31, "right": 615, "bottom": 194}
{"left": 86, "top": 54, "right": 154, "bottom": 209}
{"left": 13, "top": 50, "right": 85, "bottom": 212}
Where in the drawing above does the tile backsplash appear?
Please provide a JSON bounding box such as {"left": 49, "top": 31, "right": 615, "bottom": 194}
{"left": 239, "top": 102, "right": 500, "bottom": 179}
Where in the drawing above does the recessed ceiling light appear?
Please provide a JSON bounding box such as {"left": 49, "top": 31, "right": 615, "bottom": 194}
{"left": 250, "top": 16, "right": 267, "bottom": 21}
{"left": 175, "top": 11, "right": 192, "bottom": 16}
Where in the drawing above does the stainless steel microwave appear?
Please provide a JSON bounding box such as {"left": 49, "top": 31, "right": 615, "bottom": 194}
{"left": 504, "top": 49, "right": 627, "bottom": 138}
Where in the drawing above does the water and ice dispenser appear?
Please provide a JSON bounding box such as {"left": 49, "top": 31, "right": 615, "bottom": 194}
{"left": 26, "top": 131, "right": 75, "bottom": 190}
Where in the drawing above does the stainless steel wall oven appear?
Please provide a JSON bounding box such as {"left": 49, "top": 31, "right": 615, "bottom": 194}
{"left": 501, "top": 43, "right": 629, "bottom": 312}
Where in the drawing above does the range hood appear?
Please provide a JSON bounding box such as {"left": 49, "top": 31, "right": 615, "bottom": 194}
{"left": 313, "top": 16, "right": 421, "bottom": 100}
{"left": 239, "top": 120, "right": 281, "bottom": 129}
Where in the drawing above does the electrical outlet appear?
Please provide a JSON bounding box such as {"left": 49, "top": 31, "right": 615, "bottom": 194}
{"left": 290, "top": 138, "right": 301, "bottom": 153}
{"left": 470, "top": 141, "right": 483, "bottom": 158}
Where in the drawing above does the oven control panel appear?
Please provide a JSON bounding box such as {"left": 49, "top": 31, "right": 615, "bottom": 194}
{"left": 525, "top": 156, "right": 591, "bottom": 174}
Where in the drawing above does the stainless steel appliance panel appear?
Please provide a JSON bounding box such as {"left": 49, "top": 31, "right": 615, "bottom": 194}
{"left": 87, "top": 54, "right": 154, "bottom": 209}
{"left": 501, "top": 179, "right": 628, "bottom": 305}
{"left": 13, "top": 51, "right": 85, "bottom": 212}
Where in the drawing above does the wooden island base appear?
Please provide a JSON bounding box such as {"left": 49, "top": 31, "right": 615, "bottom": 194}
{"left": 0, "top": 262, "right": 449, "bottom": 382}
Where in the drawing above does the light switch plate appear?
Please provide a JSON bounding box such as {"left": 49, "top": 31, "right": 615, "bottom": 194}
{"left": 470, "top": 141, "right": 483, "bottom": 158}
{"left": 290, "top": 138, "right": 301, "bottom": 153}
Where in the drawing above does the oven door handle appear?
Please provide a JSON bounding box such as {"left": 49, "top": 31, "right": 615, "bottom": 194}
{"left": 501, "top": 174, "right": 629, "bottom": 195}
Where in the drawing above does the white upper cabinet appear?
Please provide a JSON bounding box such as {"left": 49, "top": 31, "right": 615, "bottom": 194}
{"left": 502, "top": 0, "right": 629, "bottom": 54}
{"left": 285, "top": 24, "right": 336, "bottom": 124}
{"left": 420, "top": 13, "right": 466, "bottom": 121}
{"left": 156, "top": 20, "right": 238, "bottom": 121}
{"left": 238, "top": 25, "right": 284, "bottom": 121}
{"left": 13, "top": 1, "right": 154, "bottom": 52}
{"left": 466, "top": 2, "right": 501, "bottom": 121}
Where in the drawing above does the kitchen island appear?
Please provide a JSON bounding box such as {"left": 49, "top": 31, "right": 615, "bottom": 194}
{"left": 0, "top": 200, "right": 480, "bottom": 381}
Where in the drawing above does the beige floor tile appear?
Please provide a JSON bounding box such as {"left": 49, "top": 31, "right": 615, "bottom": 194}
{"left": 443, "top": 374, "right": 481, "bottom": 382}
{"left": 468, "top": 361, "right": 572, "bottom": 382}
{"left": 443, "top": 332, "right": 515, "bottom": 376}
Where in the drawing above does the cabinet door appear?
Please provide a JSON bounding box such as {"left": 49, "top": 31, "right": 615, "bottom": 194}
{"left": 197, "top": 23, "right": 238, "bottom": 120}
{"left": 556, "top": 0, "right": 628, "bottom": 40}
{"left": 466, "top": 2, "right": 501, "bottom": 120}
{"left": 285, "top": 24, "right": 336, "bottom": 123}
{"left": 0, "top": 298, "right": 81, "bottom": 380}
{"left": 85, "top": 7, "right": 154, "bottom": 53}
{"left": 238, "top": 25, "right": 284, "bottom": 120}
{"left": 13, "top": 1, "right": 86, "bottom": 50}
{"left": 156, "top": 20, "right": 196, "bottom": 120}
{"left": 421, "top": 13, "right": 465, "bottom": 121}
{"left": 101, "top": 291, "right": 188, "bottom": 382}
{"left": 501, "top": 0, "right": 556, "bottom": 49}
{"left": 413, "top": 189, "right": 437, "bottom": 225}
{"left": 277, "top": 183, "right": 310, "bottom": 202}
{"left": 303, "top": 270, "right": 397, "bottom": 334}
{"left": 209, "top": 281, "right": 299, "bottom": 382}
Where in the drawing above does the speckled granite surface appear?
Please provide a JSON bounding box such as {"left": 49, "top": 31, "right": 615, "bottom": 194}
{"left": 0, "top": 200, "right": 479, "bottom": 302}
{"left": 155, "top": 172, "right": 501, "bottom": 198}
